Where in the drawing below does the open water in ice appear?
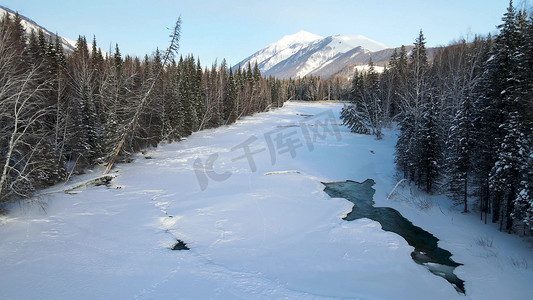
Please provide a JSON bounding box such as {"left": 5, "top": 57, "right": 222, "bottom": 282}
{"left": 323, "top": 179, "right": 465, "bottom": 294}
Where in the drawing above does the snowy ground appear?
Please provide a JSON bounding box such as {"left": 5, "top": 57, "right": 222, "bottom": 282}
{"left": 1, "top": 102, "right": 532, "bottom": 299}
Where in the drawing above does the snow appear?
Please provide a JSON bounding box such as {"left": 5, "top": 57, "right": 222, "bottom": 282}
{"left": 358, "top": 65, "right": 385, "bottom": 73}
{"left": 1, "top": 102, "right": 532, "bottom": 299}
{"left": 295, "top": 35, "right": 387, "bottom": 78}
{"left": 276, "top": 30, "right": 324, "bottom": 49}
{"left": 237, "top": 31, "right": 388, "bottom": 78}
{"left": 330, "top": 34, "right": 388, "bottom": 52}
{"left": 0, "top": 6, "right": 77, "bottom": 52}
{"left": 0, "top": 6, "right": 102, "bottom": 54}
{"left": 238, "top": 30, "right": 323, "bottom": 71}
{"left": 352, "top": 64, "right": 385, "bottom": 75}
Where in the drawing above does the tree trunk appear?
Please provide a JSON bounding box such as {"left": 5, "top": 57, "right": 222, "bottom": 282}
{"left": 492, "top": 191, "right": 500, "bottom": 224}
{"left": 463, "top": 175, "right": 468, "bottom": 213}
{"left": 104, "top": 19, "right": 181, "bottom": 174}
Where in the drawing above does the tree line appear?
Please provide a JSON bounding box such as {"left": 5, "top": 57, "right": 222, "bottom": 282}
{"left": 341, "top": 1, "right": 533, "bottom": 234}
{"left": 284, "top": 75, "right": 350, "bottom": 101}
{"left": 0, "top": 13, "right": 292, "bottom": 205}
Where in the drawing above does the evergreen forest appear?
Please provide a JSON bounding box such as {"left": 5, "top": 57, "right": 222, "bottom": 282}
{"left": 341, "top": 2, "right": 533, "bottom": 235}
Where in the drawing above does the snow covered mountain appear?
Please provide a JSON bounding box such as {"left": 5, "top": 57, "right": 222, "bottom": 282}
{"left": 0, "top": 5, "right": 77, "bottom": 53}
{"left": 243, "top": 30, "right": 324, "bottom": 73}
{"left": 236, "top": 31, "right": 390, "bottom": 79}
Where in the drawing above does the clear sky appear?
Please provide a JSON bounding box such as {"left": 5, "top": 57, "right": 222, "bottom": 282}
{"left": 1, "top": 0, "right": 524, "bottom": 67}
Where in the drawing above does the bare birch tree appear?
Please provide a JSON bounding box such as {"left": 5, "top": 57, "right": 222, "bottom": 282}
{"left": 0, "top": 36, "right": 54, "bottom": 201}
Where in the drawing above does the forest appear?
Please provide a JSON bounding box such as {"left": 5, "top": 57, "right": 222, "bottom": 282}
{"left": 341, "top": 2, "right": 533, "bottom": 235}
{"left": 0, "top": 14, "right": 307, "bottom": 206}
{"left": 0, "top": 9, "right": 356, "bottom": 207}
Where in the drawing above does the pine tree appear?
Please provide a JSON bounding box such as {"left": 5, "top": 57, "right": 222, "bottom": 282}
{"left": 45, "top": 40, "right": 58, "bottom": 73}
{"left": 10, "top": 13, "right": 27, "bottom": 56}
{"left": 54, "top": 35, "right": 66, "bottom": 68}
{"left": 177, "top": 56, "right": 194, "bottom": 136}
{"left": 381, "top": 45, "right": 408, "bottom": 121}
{"left": 194, "top": 58, "right": 206, "bottom": 130}
{"left": 513, "top": 158, "right": 533, "bottom": 232}
{"left": 66, "top": 36, "right": 102, "bottom": 168}
{"left": 340, "top": 59, "right": 384, "bottom": 138}
{"left": 168, "top": 59, "right": 184, "bottom": 140}
{"left": 113, "top": 43, "right": 122, "bottom": 71}
{"left": 483, "top": 1, "right": 531, "bottom": 231}
{"left": 26, "top": 30, "right": 42, "bottom": 64}
{"left": 252, "top": 61, "right": 261, "bottom": 82}
{"left": 37, "top": 29, "right": 47, "bottom": 57}
{"left": 417, "top": 94, "right": 441, "bottom": 193}
{"left": 447, "top": 94, "right": 474, "bottom": 212}
{"left": 224, "top": 67, "right": 237, "bottom": 124}
{"left": 396, "top": 112, "right": 416, "bottom": 180}
{"left": 73, "top": 36, "right": 90, "bottom": 62}
{"left": 203, "top": 62, "right": 222, "bottom": 129}
{"left": 472, "top": 36, "right": 501, "bottom": 222}
{"left": 101, "top": 44, "right": 126, "bottom": 158}
{"left": 396, "top": 30, "right": 430, "bottom": 187}
{"left": 433, "top": 36, "right": 492, "bottom": 212}
{"left": 489, "top": 111, "right": 529, "bottom": 232}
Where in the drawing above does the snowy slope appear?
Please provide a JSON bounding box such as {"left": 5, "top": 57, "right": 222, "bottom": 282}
{"left": 328, "top": 34, "right": 387, "bottom": 52}
{"left": 236, "top": 31, "right": 389, "bottom": 79}
{"left": 292, "top": 36, "right": 364, "bottom": 78}
{"left": 0, "top": 5, "right": 77, "bottom": 53}
{"left": 237, "top": 30, "right": 323, "bottom": 71}
{"left": 292, "top": 34, "right": 387, "bottom": 77}
{"left": 1, "top": 102, "right": 532, "bottom": 299}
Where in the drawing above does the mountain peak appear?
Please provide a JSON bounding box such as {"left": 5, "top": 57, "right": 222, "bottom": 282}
{"left": 283, "top": 30, "right": 322, "bottom": 41}
{"left": 236, "top": 31, "right": 391, "bottom": 79}
{"left": 236, "top": 30, "right": 322, "bottom": 71}
{"left": 274, "top": 30, "right": 323, "bottom": 49}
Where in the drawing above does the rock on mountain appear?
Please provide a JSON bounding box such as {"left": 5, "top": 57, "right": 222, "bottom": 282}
{"left": 236, "top": 30, "right": 395, "bottom": 79}
{"left": 1, "top": 5, "right": 77, "bottom": 53}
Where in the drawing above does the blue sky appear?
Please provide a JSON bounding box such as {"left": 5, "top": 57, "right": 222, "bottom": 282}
{"left": 2, "top": 0, "right": 521, "bottom": 66}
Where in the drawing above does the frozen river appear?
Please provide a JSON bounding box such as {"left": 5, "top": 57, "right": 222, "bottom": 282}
{"left": 1, "top": 102, "right": 532, "bottom": 299}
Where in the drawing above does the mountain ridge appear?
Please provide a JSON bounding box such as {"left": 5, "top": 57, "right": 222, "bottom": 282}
{"left": 238, "top": 30, "right": 323, "bottom": 74}
{"left": 0, "top": 5, "right": 77, "bottom": 53}
{"left": 236, "top": 30, "right": 393, "bottom": 79}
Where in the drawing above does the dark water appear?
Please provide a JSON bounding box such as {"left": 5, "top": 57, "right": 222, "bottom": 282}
{"left": 323, "top": 179, "right": 465, "bottom": 294}
{"left": 171, "top": 239, "right": 190, "bottom": 250}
